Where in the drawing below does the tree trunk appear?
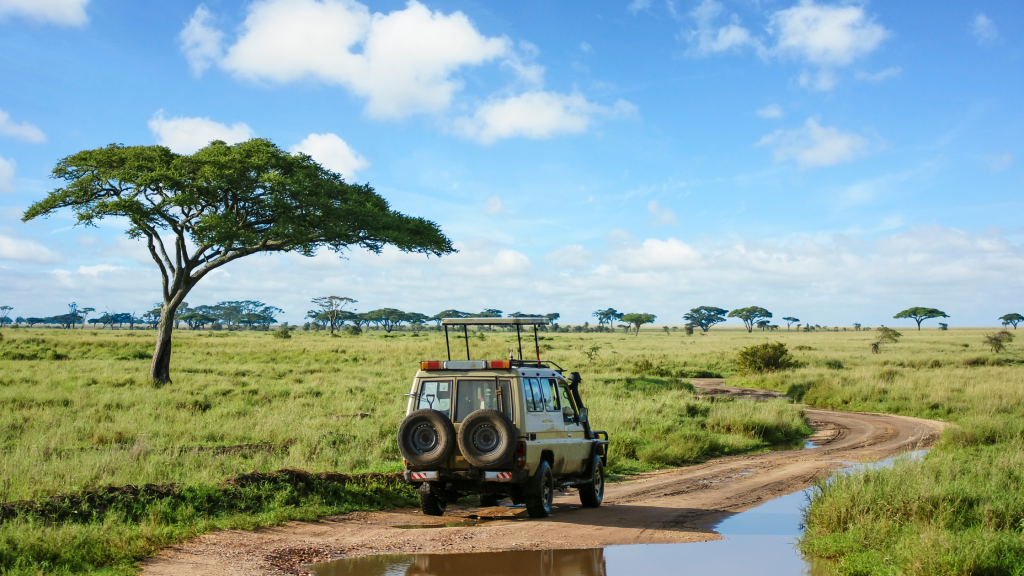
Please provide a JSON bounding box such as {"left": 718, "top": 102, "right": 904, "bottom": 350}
{"left": 151, "top": 313, "right": 175, "bottom": 384}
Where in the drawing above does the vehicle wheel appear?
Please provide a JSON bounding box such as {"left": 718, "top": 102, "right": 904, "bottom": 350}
{"left": 480, "top": 494, "right": 503, "bottom": 507}
{"left": 579, "top": 455, "right": 605, "bottom": 508}
{"left": 398, "top": 409, "right": 456, "bottom": 469}
{"left": 419, "top": 491, "right": 447, "bottom": 516}
{"left": 457, "top": 409, "right": 516, "bottom": 468}
{"left": 525, "top": 461, "right": 554, "bottom": 518}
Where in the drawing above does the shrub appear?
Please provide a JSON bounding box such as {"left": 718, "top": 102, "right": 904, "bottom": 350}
{"left": 272, "top": 328, "right": 292, "bottom": 339}
{"left": 793, "top": 345, "right": 814, "bottom": 351}
{"left": 346, "top": 325, "right": 362, "bottom": 336}
{"left": 982, "top": 330, "right": 1013, "bottom": 353}
{"left": 736, "top": 342, "right": 798, "bottom": 374}
{"left": 823, "top": 359, "right": 844, "bottom": 370}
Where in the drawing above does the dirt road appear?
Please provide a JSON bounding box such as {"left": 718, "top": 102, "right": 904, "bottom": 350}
{"left": 142, "top": 384, "right": 945, "bottom": 575}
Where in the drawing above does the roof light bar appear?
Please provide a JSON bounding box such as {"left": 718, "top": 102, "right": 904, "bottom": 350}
{"left": 419, "top": 360, "right": 515, "bottom": 370}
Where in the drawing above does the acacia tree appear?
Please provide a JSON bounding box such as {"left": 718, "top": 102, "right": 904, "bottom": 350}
{"left": 592, "top": 308, "right": 623, "bottom": 329}
{"left": 24, "top": 139, "right": 453, "bottom": 383}
{"left": 311, "top": 296, "right": 357, "bottom": 334}
{"left": 683, "top": 306, "right": 728, "bottom": 333}
{"left": 78, "top": 307, "right": 95, "bottom": 329}
{"left": 782, "top": 316, "right": 799, "bottom": 330}
{"left": 893, "top": 307, "right": 949, "bottom": 331}
{"left": 0, "top": 306, "right": 12, "bottom": 327}
{"left": 728, "top": 307, "right": 772, "bottom": 333}
{"left": 364, "top": 308, "right": 410, "bottom": 332}
{"left": 998, "top": 314, "right": 1023, "bottom": 330}
{"left": 621, "top": 312, "right": 656, "bottom": 336}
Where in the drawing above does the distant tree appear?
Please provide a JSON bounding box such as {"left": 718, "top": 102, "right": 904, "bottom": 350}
{"left": 544, "top": 312, "right": 560, "bottom": 325}
{"left": 782, "top": 317, "right": 800, "bottom": 330}
{"left": 406, "top": 312, "right": 430, "bottom": 328}
{"left": 142, "top": 306, "right": 161, "bottom": 329}
{"left": 24, "top": 317, "right": 45, "bottom": 327}
{"left": 0, "top": 306, "right": 12, "bottom": 327}
{"left": 728, "top": 307, "right": 772, "bottom": 333}
{"left": 364, "top": 308, "right": 410, "bottom": 332}
{"left": 15, "top": 316, "right": 25, "bottom": 326}
{"left": 306, "top": 310, "right": 329, "bottom": 330}
{"left": 96, "top": 313, "right": 115, "bottom": 330}
{"left": 476, "top": 309, "right": 503, "bottom": 318}
{"left": 999, "top": 314, "right": 1023, "bottom": 330}
{"left": 893, "top": 307, "right": 949, "bottom": 331}
{"left": 983, "top": 330, "right": 1014, "bottom": 353}
{"left": 621, "top": 313, "right": 656, "bottom": 336}
{"left": 431, "top": 310, "right": 469, "bottom": 326}
{"left": 871, "top": 327, "right": 903, "bottom": 353}
{"left": 78, "top": 307, "right": 95, "bottom": 329}
{"left": 24, "top": 139, "right": 453, "bottom": 383}
{"left": 756, "top": 320, "right": 771, "bottom": 331}
{"left": 350, "top": 313, "right": 371, "bottom": 329}
{"left": 179, "top": 312, "right": 218, "bottom": 330}
{"left": 239, "top": 303, "right": 283, "bottom": 329}
{"left": 683, "top": 306, "right": 727, "bottom": 333}
{"left": 67, "top": 302, "right": 80, "bottom": 329}
{"left": 853, "top": 323, "right": 862, "bottom": 331}
{"left": 311, "top": 296, "right": 357, "bottom": 334}
{"left": 592, "top": 308, "right": 624, "bottom": 329}
{"left": 173, "top": 302, "right": 190, "bottom": 329}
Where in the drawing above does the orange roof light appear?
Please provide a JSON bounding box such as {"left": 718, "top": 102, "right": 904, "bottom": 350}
{"left": 488, "top": 360, "right": 511, "bottom": 369}
{"left": 420, "top": 361, "right": 442, "bottom": 370}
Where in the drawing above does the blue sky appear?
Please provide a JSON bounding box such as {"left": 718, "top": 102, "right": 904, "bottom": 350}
{"left": 1, "top": 0, "right": 1021, "bottom": 327}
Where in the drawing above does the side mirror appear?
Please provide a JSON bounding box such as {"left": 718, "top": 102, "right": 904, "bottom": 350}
{"left": 578, "top": 408, "right": 589, "bottom": 423}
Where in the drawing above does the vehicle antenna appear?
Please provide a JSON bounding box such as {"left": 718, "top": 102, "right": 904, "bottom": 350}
{"left": 534, "top": 325, "right": 541, "bottom": 362}
{"left": 464, "top": 325, "right": 471, "bottom": 360}
{"left": 444, "top": 324, "right": 451, "bottom": 361}
{"left": 516, "top": 324, "right": 523, "bottom": 360}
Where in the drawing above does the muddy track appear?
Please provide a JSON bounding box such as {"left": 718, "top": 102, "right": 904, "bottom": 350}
{"left": 141, "top": 383, "right": 945, "bottom": 575}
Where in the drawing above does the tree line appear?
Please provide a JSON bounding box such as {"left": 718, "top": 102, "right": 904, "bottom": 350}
{"left": 0, "top": 301, "right": 283, "bottom": 331}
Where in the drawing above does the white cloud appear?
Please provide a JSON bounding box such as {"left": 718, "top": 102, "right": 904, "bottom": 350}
{"left": 545, "top": 244, "right": 593, "bottom": 269}
{"left": 289, "top": 133, "right": 370, "bottom": 179}
{"left": 179, "top": 5, "right": 224, "bottom": 76}
{"left": 756, "top": 117, "right": 870, "bottom": 168}
{"left": 611, "top": 237, "right": 700, "bottom": 270}
{"left": 0, "top": 109, "right": 46, "bottom": 143}
{"left": 855, "top": 66, "right": 901, "bottom": 82}
{"left": 484, "top": 196, "right": 505, "bottom": 215}
{"left": 797, "top": 68, "right": 837, "bottom": 91}
{"left": 756, "top": 103, "right": 784, "bottom": 119}
{"left": 199, "top": 0, "right": 508, "bottom": 119}
{"left": 0, "top": 235, "right": 63, "bottom": 263}
{"left": 647, "top": 200, "right": 677, "bottom": 226}
{"left": 627, "top": 0, "right": 651, "bottom": 15}
{"left": 686, "top": 0, "right": 758, "bottom": 56}
{"left": 972, "top": 14, "right": 998, "bottom": 45}
{"left": 0, "top": 156, "right": 14, "bottom": 193}
{"left": 989, "top": 153, "right": 1013, "bottom": 170}
{"left": 147, "top": 111, "right": 255, "bottom": 154}
{"left": 453, "top": 91, "right": 636, "bottom": 145}
{"left": 0, "top": 0, "right": 88, "bottom": 26}
{"left": 768, "top": 1, "right": 888, "bottom": 67}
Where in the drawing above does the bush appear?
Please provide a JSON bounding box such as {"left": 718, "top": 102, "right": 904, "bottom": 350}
{"left": 346, "top": 325, "right": 362, "bottom": 336}
{"left": 735, "top": 342, "right": 798, "bottom": 374}
{"left": 823, "top": 359, "right": 844, "bottom": 370}
{"left": 982, "top": 330, "right": 1013, "bottom": 353}
{"left": 272, "top": 328, "right": 291, "bottom": 339}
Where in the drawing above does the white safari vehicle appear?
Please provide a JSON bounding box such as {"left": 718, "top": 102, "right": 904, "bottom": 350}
{"left": 397, "top": 317, "right": 609, "bottom": 518}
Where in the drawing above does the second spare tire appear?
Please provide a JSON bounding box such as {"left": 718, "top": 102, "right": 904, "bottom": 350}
{"left": 398, "top": 409, "right": 456, "bottom": 469}
{"left": 457, "top": 409, "right": 516, "bottom": 468}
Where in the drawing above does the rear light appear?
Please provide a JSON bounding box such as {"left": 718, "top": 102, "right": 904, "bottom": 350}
{"left": 421, "top": 361, "right": 442, "bottom": 370}
{"left": 516, "top": 440, "right": 527, "bottom": 468}
{"left": 488, "top": 360, "right": 511, "bottom": 369}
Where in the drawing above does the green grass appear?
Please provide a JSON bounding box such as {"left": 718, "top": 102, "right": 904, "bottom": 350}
{"left": 0, "top": 326, "right": 810, "bottom": 574}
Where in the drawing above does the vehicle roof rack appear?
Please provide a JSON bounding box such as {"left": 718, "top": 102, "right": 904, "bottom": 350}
{"left": 441, "top": 317, "right": 549, "bottom": 326}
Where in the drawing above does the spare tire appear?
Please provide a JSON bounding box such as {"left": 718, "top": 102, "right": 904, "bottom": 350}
{"left": 398, "top": 409, "right": 456, "bottom": 469}
{"left": 457, "top": 409, "right": 517, "bottom": 468}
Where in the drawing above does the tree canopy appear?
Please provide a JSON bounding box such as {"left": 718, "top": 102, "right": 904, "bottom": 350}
{"left": 728, "top": 307, "right": 773, "bottom": 333}
{"left": 621, "top": 312, "right": 656, "bottom": 336}
{"left": 893, "top": 307, "right": 949, "bottom": 330}
{"left": 311, "top": 296, "right": 357, "bottom": 334}
{"left": 683, "top": 306, "right": 728, "bottom": 332}
{"left": 592, "top": 308, "right": 624, "bottom": 328}
{"left": 782, "top": 316, "right": 800, "bottom": 330}
{"left": 23, "top": 139, "right": 454, "bottom": 382}
{"left": 999, "top": 313, "right": 1023, "bottom": 330}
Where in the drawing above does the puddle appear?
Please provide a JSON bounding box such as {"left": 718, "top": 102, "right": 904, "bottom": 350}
{"left": 392, "top": 516, "right": 526, "bottom": 529}
{"left": 308, "top": 451, "right": 929, "bottom": 576}
{"left": 765, "top": 438, "right": 820, "bottom": 452}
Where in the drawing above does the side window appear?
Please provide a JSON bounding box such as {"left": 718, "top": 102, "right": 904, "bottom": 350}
{"left": 498, "top": 379, "right": 513, "bottom": 420}
{"left": 417, "top": 380, "right": 451, "bottom": 417}
{"left": 544, "top": 379, "right": 560, "bottom": 412}
{"left": 557, "top": 384, "right": 576, "bottom": 423}
{"left": 523, "top": 378, "right": 543, "bottom": 412}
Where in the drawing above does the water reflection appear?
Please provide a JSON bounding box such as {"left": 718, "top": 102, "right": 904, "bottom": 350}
{"left": 309, "top": 549, "right": 606, "bottom": 576}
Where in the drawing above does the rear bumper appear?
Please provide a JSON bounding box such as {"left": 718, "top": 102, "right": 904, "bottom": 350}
{"left": 404, "top": 468, "right": 528, "bottom": 486}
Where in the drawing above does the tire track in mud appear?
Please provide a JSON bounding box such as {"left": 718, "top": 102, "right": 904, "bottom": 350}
{"left": 141, "top": 383, "right": 946, "bottom": 576}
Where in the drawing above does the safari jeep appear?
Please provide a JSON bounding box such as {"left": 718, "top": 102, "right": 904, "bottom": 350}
{"left": 397, "top": 317, "right": 609, "bottom": 518}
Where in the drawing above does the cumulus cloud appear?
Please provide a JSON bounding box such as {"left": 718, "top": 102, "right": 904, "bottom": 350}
{"left": 179, "top": 5, "right": 224, "bottom": 76}
{"left": 756, "top": 103, "right": 784, "bottom": 119}
{"left": 972, "top": 14, "right": 997, "bottom": 45}
{"left": 756, "top": 117, "right": 870, "bottom": 168}
{"left": 0, "top": 0, "right": 89, "bottom": 26}
{"left": 189, "top": 0, "right": 508, "bottom": 119}
{"left": 0, "top": 109, "right": 46, "bottom": 143}
{"left": 453, "top": 92, "right": 636, "bottom": 145}
{"left": 768, "top": 2, "right": 888, "bottom": 67}
{"left": 610, "top": 237, "right": 700, "bottom": 270}
{"left": 797, "top": 68, "right": 837, "bottom": 91}
{"left": 545, "top": 244, "right": 593, "bottom": 269}
{"left": 484, "top": 196, "right": 505, "bottom": 215}
{"left": 0, "top": 156, "right": 14, "bottom": 193}
{"left": 855, "top": 66, "right": 901, "bottom": 82}
{"left": 289, "top": 133, "right": 370, "bottom": 179}
{"left": 0, "top": 235, "right": 63, "bottom": 263}
{"left": 147, "top": 111, "right": 255, "bottom": 154}
{"left": 647, "top": 200, "right": 677, "bottom": 226}
{"left": 686, "top": 0, "right": 759, "bottom": 56}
